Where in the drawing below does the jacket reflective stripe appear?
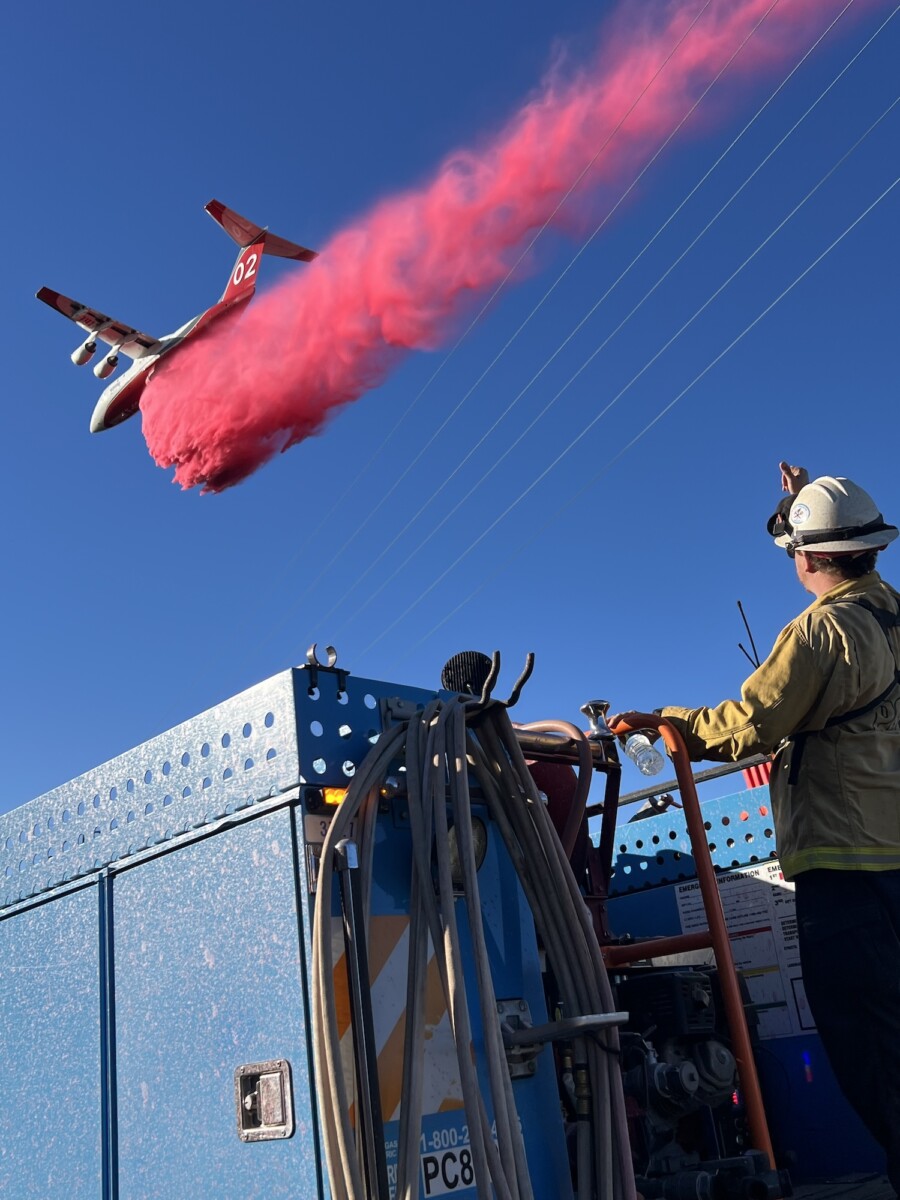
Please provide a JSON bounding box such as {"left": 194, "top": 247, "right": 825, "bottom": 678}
{"left": 783, "top": 846, "right": 900, "bottom": 876}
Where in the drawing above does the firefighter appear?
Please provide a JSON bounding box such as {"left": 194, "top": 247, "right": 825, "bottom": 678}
{"left": 615, "top": 464, "right": 900, "bottom": 1188}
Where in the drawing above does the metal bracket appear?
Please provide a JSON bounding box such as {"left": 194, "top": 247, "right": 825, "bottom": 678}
{"left": 497, "top": 999, "right": 540, "bottom": 1078}
{"left": 498, "top": 1001, "right": 630, "bottom": 1078}
{"left": 304, "top": 643, "right": 350, "bottom": 698}
{"left": 456, "top": 650, "right": 535, "bottom": 714}
{"left": 379, "top": 696, "right": 421, "bottom": 729}
{"left": 305, "top": 841, "right": 323, "bottom": 894}
{"left": 234, "top": 1059, "right": 294, "bottom": 1142}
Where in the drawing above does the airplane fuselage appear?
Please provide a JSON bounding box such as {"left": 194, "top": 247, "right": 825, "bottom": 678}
{"left": 89, "top": 293, "right": 251, "bottom": 432}
{"left": 89, "top": 352, "right": 163, "bottom": 432}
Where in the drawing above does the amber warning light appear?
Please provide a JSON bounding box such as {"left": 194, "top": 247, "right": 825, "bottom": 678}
{"left": 305, "top": 786, "right": 348, "bottom": 813}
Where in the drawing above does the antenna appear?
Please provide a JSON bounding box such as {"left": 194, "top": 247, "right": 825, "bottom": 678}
{"left": 737, "top": 600, "right": 761, "bottom": 669}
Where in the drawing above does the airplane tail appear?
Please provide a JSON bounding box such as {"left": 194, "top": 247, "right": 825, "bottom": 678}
{"left": 206, "top": 199, "right": 318, "bottom": 305}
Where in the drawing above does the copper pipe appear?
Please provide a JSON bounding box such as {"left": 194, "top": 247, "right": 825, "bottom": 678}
{"left": 610, "top": 713, "right": 776, "bottom": 1170}
{"left": 603, "top": 931, "right": 713, "bottom": 967}
{"left": 517, "top": 720, "right": 592, "bottom": 857}
{"left": 513, "top": 729, "right": 613, "bottom": 770}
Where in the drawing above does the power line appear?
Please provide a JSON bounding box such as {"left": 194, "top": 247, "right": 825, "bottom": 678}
{"left": 306, "top": 0, "right": 785, "bottom": 634}
{"left": 358, "top": 101, "right": 900, "bottom": 657}
{"left": 208, "top": 0, "right": 717, "bottom": 677}
{"left": 332, "top": 0, "right": 879, "bottom": 636}
{"left": 297, "top": 3, "right": 716, "bottom": 543}
{"left": 288, "top": 0, "right": 719, "bottom": 615}
{"left": 402, "top": 168, "right": 900, "bottom": 657}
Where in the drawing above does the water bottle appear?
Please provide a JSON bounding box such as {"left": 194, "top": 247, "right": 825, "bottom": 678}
{"left": 623, "top": 732, "right": 664, "bottom": 777}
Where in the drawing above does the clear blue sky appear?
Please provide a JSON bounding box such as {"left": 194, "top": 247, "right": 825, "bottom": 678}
{"left": 2, "top": 0, "right": 898, "bottom": 814}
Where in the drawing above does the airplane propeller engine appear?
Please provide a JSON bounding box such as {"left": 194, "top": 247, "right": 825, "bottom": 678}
{"left": 71, "top": 339, "right": 97, "bottom": 366}
{"left": 37, "top": 200, "right": 318, "bottom": 432}
{"left": 93, "top": 353, "right": 119, "bottom": 380}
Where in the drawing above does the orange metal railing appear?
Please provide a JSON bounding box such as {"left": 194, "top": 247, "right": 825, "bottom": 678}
{"left": 606, "top": 713, "right": 776, "bottom": 1171}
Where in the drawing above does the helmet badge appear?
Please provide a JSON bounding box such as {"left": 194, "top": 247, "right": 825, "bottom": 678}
{"left": 790, "top": 502, "right": 811, "bottom": 526}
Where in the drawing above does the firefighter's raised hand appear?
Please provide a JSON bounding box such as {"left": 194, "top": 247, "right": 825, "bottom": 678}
{"left": 779, "top": 461, "right": 809, "bottom": 495}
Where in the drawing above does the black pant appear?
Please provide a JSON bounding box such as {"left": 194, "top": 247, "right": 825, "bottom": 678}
{"left": 795, "top": 869, "right": 900, "bottom": 1191}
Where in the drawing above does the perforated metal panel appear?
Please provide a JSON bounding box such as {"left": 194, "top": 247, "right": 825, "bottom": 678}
{"left": 293, "top": 672, "right": 407, "bottom": 789}
{"left": 0, "top": 673, "right": 300, "bottom": 910}
{"left": 608, "top": 785, "right": 776, "bottom": 895}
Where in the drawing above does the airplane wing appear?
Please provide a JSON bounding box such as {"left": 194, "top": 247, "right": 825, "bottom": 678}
{"left": 35, "top": 287, "right": 163, "bottom": 360}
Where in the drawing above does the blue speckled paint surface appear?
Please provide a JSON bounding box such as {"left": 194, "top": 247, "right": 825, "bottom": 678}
{"left": 113, "top": 809, "right": 319, "bottom": 1199}
{"left": 0, "top": 885, "right": 102, "bottom": 1197}
{"left": 0, "top": 668, "right": 580, "bottom": 1198}
{"left": 0, "top": 672, "right": 300, "bottom": 910}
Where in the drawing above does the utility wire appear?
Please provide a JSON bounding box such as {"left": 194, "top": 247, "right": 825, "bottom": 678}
{"left": 330, "top": 0, "right": 879, "bottom": 635}
{"left": 211, "top": 0, "right": 716, "bottom": 676}
{"left": 306, "top": 0, "right": 785, "bottom": 634}
{"left": 358, "top": 109, "right": 900, "bottom": 658}
{"left": 397, "top": 168, "right": 900, "bottom": 657}
{"left": 283, "top": 0, "right": 718, "bottom": 616}
{"left": 405, "top": 170, "right": 900, "bottom": 657}
{"left": 297, "top": 1, "right": 716, "bottom": 544}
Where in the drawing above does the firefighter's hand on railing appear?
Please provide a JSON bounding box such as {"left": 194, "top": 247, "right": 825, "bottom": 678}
{"left": 779, "top": 461, "right": 809, "bottom": 495}
{"left": 607, "top": 712, "right": 662, "bottom": 743}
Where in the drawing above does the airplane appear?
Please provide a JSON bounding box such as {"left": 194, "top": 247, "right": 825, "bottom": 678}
{"left": 36, "top": 200, "right": 317, "bottom": 433}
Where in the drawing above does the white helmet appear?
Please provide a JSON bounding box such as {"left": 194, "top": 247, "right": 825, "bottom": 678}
{"left": 774, "top": 476, "right": 898, "bottom": 554}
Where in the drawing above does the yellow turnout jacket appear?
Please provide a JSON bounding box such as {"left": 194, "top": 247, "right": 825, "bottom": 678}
{"left": 661, "top": 572, "right": 900, "bottom": 879}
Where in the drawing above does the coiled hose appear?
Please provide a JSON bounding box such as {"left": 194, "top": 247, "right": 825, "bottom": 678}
{"left": 311, "top": 695, "right": 635, "bottom": 1200}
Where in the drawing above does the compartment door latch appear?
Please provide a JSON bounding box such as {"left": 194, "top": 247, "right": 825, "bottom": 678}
{"left": 235, "top": 1059, "right": 295, "bottom": 1142}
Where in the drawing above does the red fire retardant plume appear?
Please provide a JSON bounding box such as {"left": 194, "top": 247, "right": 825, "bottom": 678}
{"left": 141, "top": 0, "right": 871, "bottom": 492}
